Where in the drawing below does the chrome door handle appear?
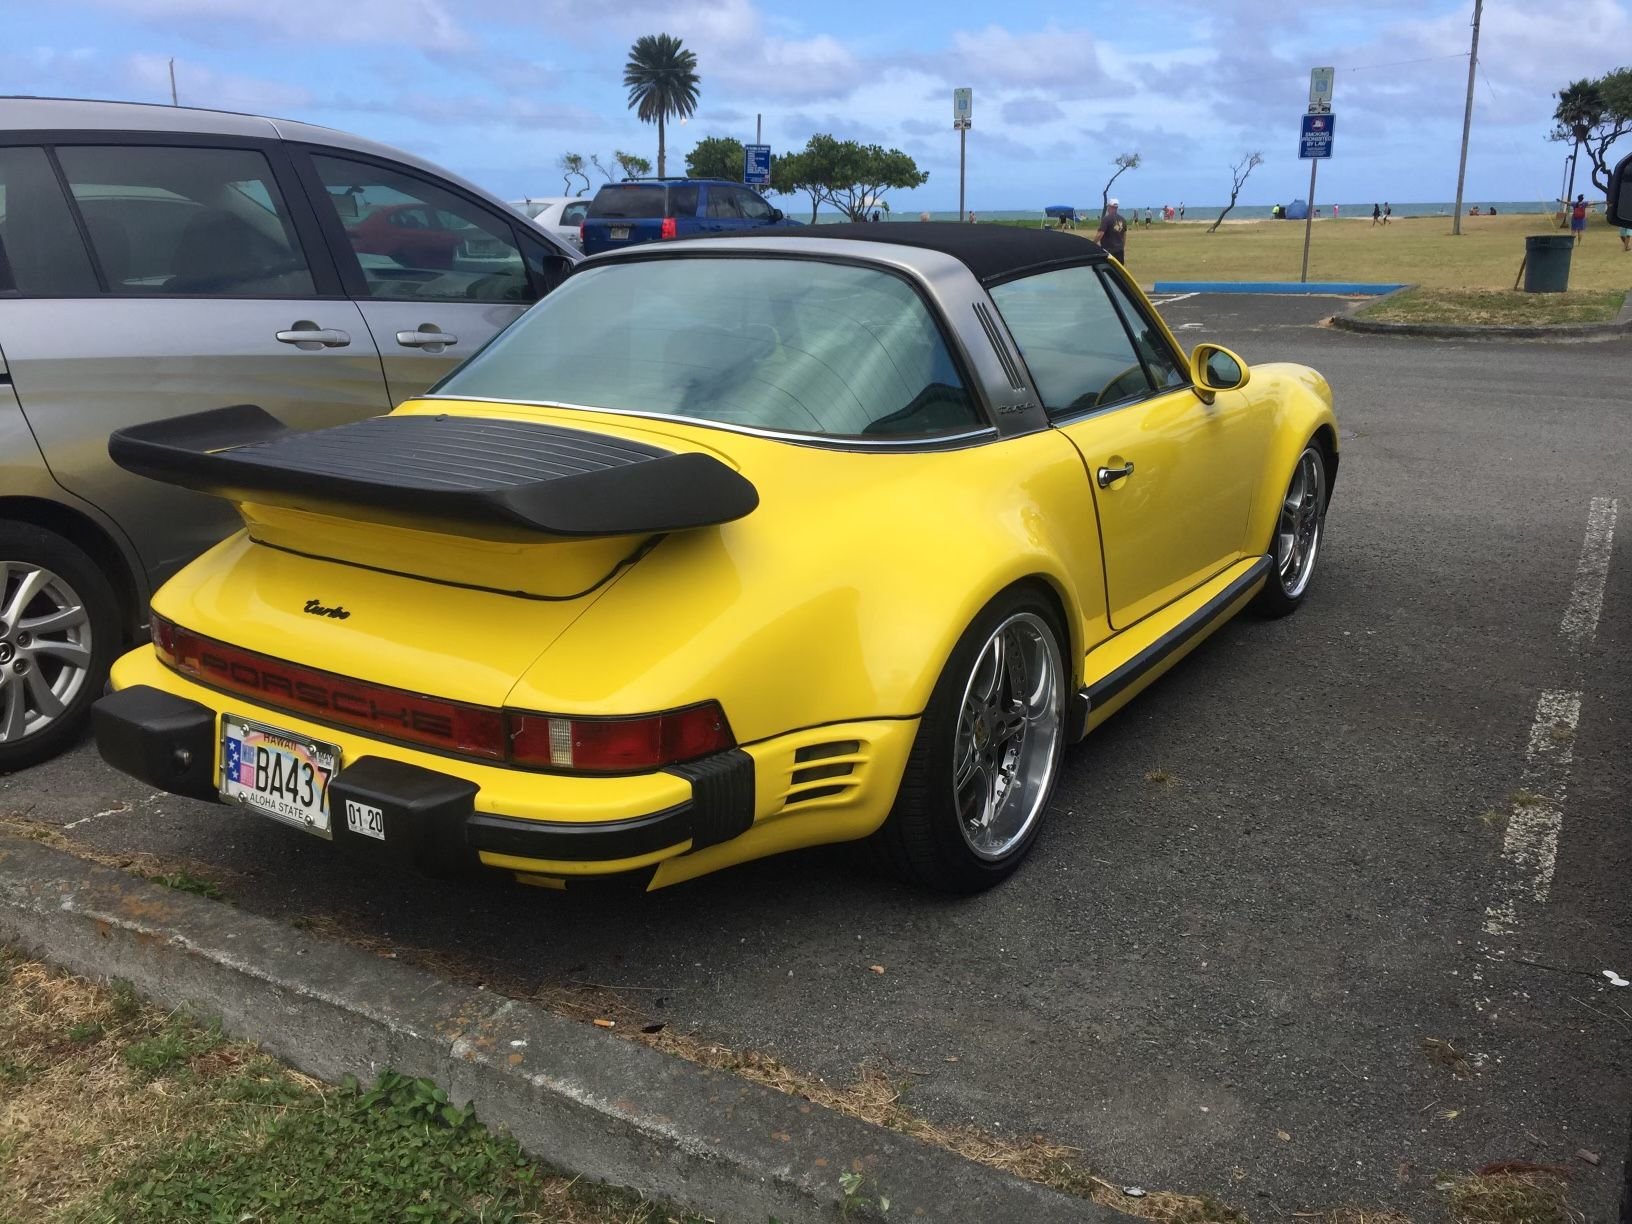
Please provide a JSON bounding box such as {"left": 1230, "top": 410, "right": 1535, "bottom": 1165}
{"left": 275, "top": 322, "right": 351, "bottom": 350}
{"left": 395, "top": 329, "right": 459, "bottom": 350}
{"left": 1097, "top": 462, "right": 1135, "bottom": 487}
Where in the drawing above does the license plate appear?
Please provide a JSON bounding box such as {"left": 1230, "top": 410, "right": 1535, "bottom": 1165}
{"left": 345, "top": 799, "right": 386, "bottom": 841}
{"left": 610, "top": 226, "right": 630, "bottom": 240}
{"left": 220, "top": 715, "right": 339, "bottom": 838}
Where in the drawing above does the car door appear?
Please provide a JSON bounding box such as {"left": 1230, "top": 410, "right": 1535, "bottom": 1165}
{"left": 989, "top": 262, "right": 1264, "bottom": 629}
{"left": 700, "top": 184, "right": 740, "bottom": 234}
{"left": 296, "top": 151, "right": 574, "bottom": 405}
{"left": 731, "top": 186, "right": 781, "bottom": 232}
{"left": 0, "top": 138, "right": 391, "bottom": 585}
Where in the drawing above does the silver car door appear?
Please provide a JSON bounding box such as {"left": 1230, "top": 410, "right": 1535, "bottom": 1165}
{"left": 298, "top": 151, "right": 574, "bottom": 405}
{"left": 0, "top": 140, "right": 392, "bottom": 585}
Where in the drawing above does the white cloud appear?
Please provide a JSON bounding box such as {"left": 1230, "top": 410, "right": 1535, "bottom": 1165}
{"left": 81, "top": 0, "right": 469, "bottom": 50}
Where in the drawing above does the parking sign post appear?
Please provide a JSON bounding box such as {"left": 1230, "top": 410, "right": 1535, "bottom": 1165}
{"left": 1298, "top": 71, "right": 1335, "bottom": 283}
{"left": 953, "top": 88, "right": 972, "bottom": 221}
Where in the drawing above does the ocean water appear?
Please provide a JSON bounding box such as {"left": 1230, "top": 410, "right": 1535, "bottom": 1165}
{"left": 823, "top": 201, "right": 1550, "bottom": 223}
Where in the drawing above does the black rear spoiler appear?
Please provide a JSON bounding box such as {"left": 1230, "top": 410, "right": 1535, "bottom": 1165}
{"left": 109, "top": 405, "right": 758, "bottom": 540}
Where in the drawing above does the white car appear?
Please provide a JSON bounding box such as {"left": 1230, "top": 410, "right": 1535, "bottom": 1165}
{"left": 511, "top": 196, "right": 590, "bottom": 249}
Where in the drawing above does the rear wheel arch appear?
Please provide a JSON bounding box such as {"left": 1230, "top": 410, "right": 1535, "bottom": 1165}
{"left": 0, "top": 497, "right": 143, "bottom": 641}
{"left": 1311, "top": 424, "right": 1339, "bottom": 501}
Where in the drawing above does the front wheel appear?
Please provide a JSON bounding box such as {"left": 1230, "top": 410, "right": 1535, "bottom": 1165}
{"left": 875, "top": 590, "right": 1068, "bottom": 893}
{"left": 1253, "top": 443, "right": 1328, "bottom": 618}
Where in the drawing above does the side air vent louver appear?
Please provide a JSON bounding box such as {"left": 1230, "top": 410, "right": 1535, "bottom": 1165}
{"left": 973, "top": 303, "right": 1026, "bottom": 391}
{"left": 781, "top": 739, "right": 867, "bottom": 810}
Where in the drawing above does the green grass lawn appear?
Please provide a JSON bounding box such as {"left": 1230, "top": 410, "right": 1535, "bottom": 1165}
{"left": 1357, "top": 286, "right": 1628, "bottom": 326}
{"left": 0, "top": 947, "right": 704, "bottom": 1224}
{"left": 1005, "top": 213, "right": 1632, "bottom": 292}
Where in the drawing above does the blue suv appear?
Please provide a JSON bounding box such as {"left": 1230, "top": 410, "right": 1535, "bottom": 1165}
{"left": 581, "top": 178, "right": 798, "bottom": 255}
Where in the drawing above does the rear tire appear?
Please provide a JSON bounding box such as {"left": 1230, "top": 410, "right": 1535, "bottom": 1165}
{"left": 874, "top": 588, "right": 1068, "bottom": 893}
{"left": 0, "top": 523, "right": 121, "bottom": 772}
{"left": 1253, "top": 442, "right": 1328, "bottom": 619}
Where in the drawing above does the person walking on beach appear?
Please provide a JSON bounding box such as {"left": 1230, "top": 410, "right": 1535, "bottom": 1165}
{"left": 1570, "top": 194, "right": 1589, "bottom": 245}
{"left": 1095, "top": 198, "right": 1128, "bottom": 264}
{"left": 1382, "top": 202, "right": 1391, "bottom": 225}
{"left": 1332, "top": 203, "right": 1340, "bottom": 220}
{"left": 1372, "top": 203, "right": 1381, "bottom": 226}
{"left": 1178, "top": 201, "right": 1185, "bottom": 220}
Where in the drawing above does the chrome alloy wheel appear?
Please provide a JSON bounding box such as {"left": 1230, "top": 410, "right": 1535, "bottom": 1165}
{"left": 0, "top": 562, "right": 94, "bottom": 744}
{"left": 1275, "top": 448, "right": 1326, "bottom": 600}
{"left": 953, "top": 611, "right": 1064, "bottom": 861}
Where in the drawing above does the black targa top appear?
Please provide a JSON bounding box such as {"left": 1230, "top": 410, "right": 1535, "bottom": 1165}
{"left": 689, "top": 222, "right": 1108, "bottom": 286}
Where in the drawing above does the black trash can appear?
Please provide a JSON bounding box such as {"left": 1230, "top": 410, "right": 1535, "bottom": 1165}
{"left": 1523, "top": 234, "right": 1574, "bottom": 293}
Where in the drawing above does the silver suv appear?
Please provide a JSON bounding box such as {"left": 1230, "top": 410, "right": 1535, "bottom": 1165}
{"left": 0, "top": 97, "right": 580, "bottom": 770}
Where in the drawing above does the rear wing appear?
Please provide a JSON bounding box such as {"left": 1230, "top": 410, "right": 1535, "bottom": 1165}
{"left": 109, "top": 405, "right": 759, "bottom": 541}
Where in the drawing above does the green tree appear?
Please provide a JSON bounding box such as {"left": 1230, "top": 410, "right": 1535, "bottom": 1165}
{"left": 772, "top": 134, "right": 927, "bottom": 222}
{"left": 557, "top": 152, "right": 589, "bottom": 195}
{"left": 1101, "top": 152, "right": 1140, "bottom": 214}
{"left": 1551, "top": 70, "right": 1632, "bottom": 196}
{"left": 623, "top": 33, "right": 700, "bottom": 178}
{"left": 686, "top": 135, "right": 746, "bottom": 181}
{"left": 590, "top": 150, "right": 653, "bottom": 182}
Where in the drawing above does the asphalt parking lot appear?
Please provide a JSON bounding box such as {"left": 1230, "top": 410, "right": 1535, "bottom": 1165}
{"left": 5, "top": 295, "right": 1630, "bottom": 1219}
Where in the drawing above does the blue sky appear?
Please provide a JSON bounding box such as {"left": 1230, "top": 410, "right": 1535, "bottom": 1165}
{"left": 12, "top": 0, "right": 1631, "bottom": 212}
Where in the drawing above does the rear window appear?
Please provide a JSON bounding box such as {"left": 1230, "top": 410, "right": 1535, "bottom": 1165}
{"left": 588, "top": 185, "right": 667, "bottom": 219}
{"left": 434, "top": 257, "right": 983, "bottom": 441}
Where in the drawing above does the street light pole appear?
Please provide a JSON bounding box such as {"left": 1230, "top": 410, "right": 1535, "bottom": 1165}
{"left": 1450, "top": 0, "right": 1482, "bottom": 235}
{"left": 168, "top": 57, "right": 178, "bottom": 106}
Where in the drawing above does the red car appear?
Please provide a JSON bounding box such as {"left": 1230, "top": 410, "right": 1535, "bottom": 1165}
{"left": 349, "top": 204, "right": 471, "bottom": 269}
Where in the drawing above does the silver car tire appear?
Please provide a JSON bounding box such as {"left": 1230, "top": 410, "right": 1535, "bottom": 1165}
{"left": 0, "top": 523, "right": 121, "bottom": 773}
{"left": 875, "top": 587, "right": 1068, "bottom": 893}
{"left": 1253, "top": 442, "right": 1329, "bottom": 619}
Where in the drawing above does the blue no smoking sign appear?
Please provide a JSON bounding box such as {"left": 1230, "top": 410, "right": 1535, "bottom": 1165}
{"left": 1299, "top": 113, "right": 1335, "bottom": 159}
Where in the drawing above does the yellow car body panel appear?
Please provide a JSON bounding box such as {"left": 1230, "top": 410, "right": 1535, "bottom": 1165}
{"left": 99, "top": 240, "right": 1337, "bottom": 890}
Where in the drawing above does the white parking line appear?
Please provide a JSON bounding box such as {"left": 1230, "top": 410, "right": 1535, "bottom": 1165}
{"left": 1482, "top": 689, "right": 1581, "bottom": 936}
{"left": 1482, "top": 496, "right": 1618, "bottom": 938}
{"left": 1560, "top": 496, "right": 1617, "bottom": 649}
{"left": 1148, "top": 292, "right": 1198, "bottom": 306}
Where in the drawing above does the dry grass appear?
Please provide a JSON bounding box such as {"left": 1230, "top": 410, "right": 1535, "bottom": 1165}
{"left": 1441, "top": 1170, "right": 1581, "bottom": 1224}
{"left": 1293, "top": 1211, "right": 1414, "bottom": 1224}
{"left": 1082, "top": 212, "right": 1632, "bottom": 292}
{"left": 0, "top": 812, "right": 238, "bottom": 900}
{"left": 1356, "top": 288, "right": 1626, "bottom": 326}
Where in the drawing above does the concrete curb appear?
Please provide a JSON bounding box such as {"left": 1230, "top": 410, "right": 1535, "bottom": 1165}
{"left": 0, "top": 834, "right": 1117, "bottom": 1224}
{"left": 1151, "top": 280, "right": 1407, "bottom": 295}
{"left": 1330, "top": 290, "right": 1632, "bottom": 341}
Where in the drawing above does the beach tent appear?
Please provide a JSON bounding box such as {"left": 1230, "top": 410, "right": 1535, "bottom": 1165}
{"left": 1043, "top": 205, "right": 1077, "bottom": 219}
{"left": 1283, "top": 199, "right": 1310, "bottom": 220}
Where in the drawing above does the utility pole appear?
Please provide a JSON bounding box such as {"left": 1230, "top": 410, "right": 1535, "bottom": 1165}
{"left": 1450, "top": 0, "right": 1482, "bottom": 235}
{"left": 168, "top": 57, "right": 178, "bottom": 106}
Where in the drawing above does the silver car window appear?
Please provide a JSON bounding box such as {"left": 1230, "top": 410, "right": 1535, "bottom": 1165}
{"left": 989, "top": 265, "right": 1154, "bottom": 413}
{"left": 54, "top": 145, "right": 314, "bottom": 297}
{"left": 0, "top": 146, "right": 99, "bottom": 295}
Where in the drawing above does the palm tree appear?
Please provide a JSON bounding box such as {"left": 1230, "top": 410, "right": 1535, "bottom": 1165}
{"left": 623, "top": 34, "right": 700, "bottom": 178}
{"left": 1553, "top": 79, "right": 1604, "bottom": 209}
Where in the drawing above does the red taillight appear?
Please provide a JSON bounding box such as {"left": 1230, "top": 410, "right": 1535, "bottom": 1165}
{"left": 508, "top": 703, "right": 733, "bottom": 773}
{"left": 660, "top": 216, "right": 677, "bottom": 240}
{"left": 578, "top": 221, "right": 585, "bottom": 244}
{"left": 148, "top": 615, "right": 734, "bottom": 773}
{"left": 150, "top": 614, "right": 507, "bottom": 761}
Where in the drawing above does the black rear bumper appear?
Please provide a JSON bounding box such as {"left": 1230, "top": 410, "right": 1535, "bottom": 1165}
{"left": 92, "top": 686, "right": 754, "bottom": 869}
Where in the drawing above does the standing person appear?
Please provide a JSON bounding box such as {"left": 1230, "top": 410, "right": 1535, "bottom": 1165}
{"left": 1382, "top": 202, "right": 1392, "bottom": 225}
{"left": 1620, "top": 223, "right": 1631, "bottom": 252}
{"left": 1144, "top": 206, "right": 1153, "bottom": 226}
{"left": 1178, "top": 201, "right": 1185, "bottom": 220}
{"left": 1332, "top": 203, "right": 1340, "bottom": 220}
{"left": 1095, "top": 197, "right": 1128, "bottom": 265}
{"left": 1570, "top": 194, "right": 1588, "bottom": 245}
{"left": 1372, "top": 202, "right": 1381, "bottom": 226}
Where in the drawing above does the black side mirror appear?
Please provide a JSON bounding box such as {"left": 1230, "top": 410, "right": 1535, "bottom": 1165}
{"left": 770, "top": 208, "right": 784, "bottom": 222}
{"left": 1610, "top": 153, "right": 1632, "bottom": 228}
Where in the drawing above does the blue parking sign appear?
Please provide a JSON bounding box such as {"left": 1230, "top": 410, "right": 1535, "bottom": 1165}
{"left": 744, "top": 144, "right": 772, "bottom": 186}
{"left": 1299, "top": 113, "right": 1335, "bottom": 160}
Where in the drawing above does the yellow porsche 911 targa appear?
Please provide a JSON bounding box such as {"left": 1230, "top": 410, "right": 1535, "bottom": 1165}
{"left": 93, "top": 224, "right": 1337, "bottom": 893}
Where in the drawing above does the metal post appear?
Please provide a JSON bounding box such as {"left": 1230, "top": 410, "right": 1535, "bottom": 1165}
{"left": 1300, "top": 159, "right": 1318, "bottom": 282}
{"left": 958, "top": 127, "right": 967, "bottom": 222}
{"left": 168, "top": 57, "right": 178, "bottom": 106}
{"left": 756, "top": 113, "right": 761, "bottom": 144}
{"left": 1450, "top": 0, "right": 1482, "bottom": 235}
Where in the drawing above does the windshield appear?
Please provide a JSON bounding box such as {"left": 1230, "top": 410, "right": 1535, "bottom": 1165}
{"left": 434, "top": 257, "right": 983, "bottom": 439}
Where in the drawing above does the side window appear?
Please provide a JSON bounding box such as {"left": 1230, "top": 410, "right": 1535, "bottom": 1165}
{"left": 308, "top": 154, "right": 531, "bottom": 305}
{"left": 736, "top": 189, "right": 774, "bottom": 221}
{"left": 669, "top": 184, "right": 699, "bottom": 217}
{"left": 561, "top": 201, "right": 588, "bottom": 226}
{"left": 0, "top": 146, "right": 99, "bottom": 295}
{"left": 988, "top": 264, "right": 1154, "bottom": 413}
{"left": 54, "top": 145, "right": 314, "bottom": 297}
{"left": 705, "top": 187, "right": 739, "bottom": 219}
{"left": 1101, "top": 272, "right": 1188, "bottom": 390}
{"left": 519, "top": 234, "right": 573, "bottom": 298}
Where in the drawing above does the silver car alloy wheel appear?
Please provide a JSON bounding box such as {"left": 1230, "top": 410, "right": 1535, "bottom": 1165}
{"left": 953, "top": 611, "right": 1064, "bottom": 861}
{"left": 0, "top": 562, "right": 94, "bottom": 743}
{"left": 1275, "top": 447, "right": 1325, "bottom": 600}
